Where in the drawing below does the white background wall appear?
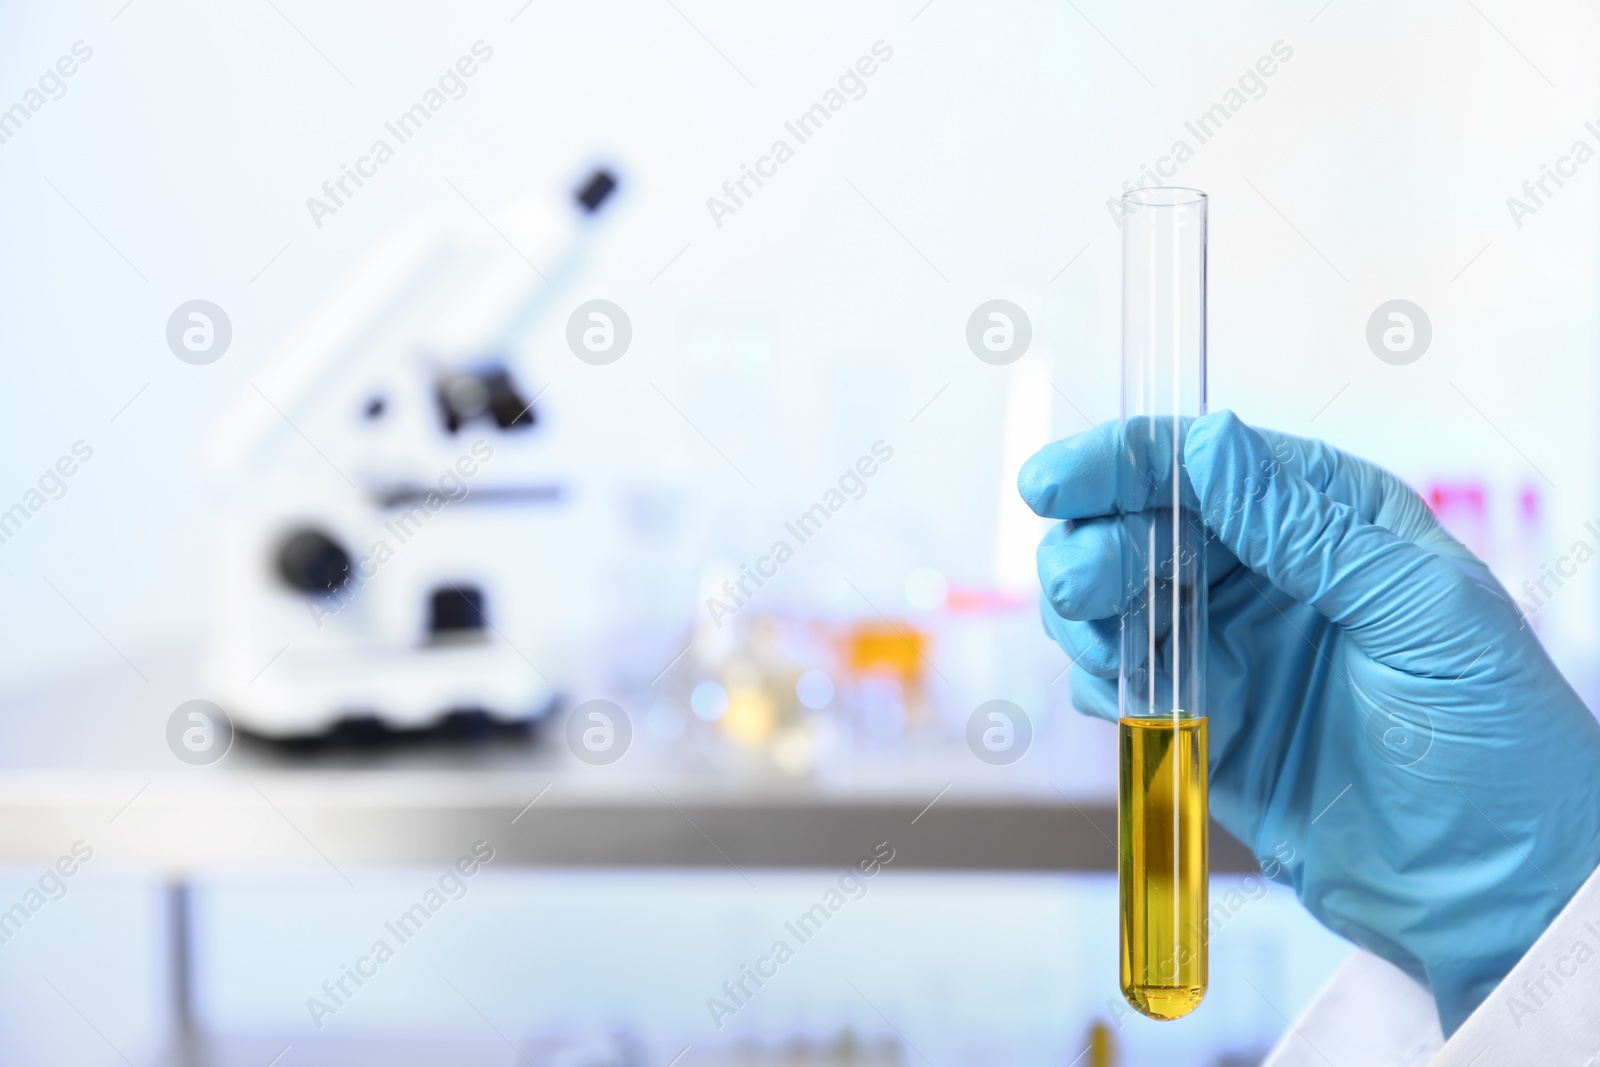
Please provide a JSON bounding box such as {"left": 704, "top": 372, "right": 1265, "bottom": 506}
{"left": 1, "top": 0, "right": 1597, "bottom": 696}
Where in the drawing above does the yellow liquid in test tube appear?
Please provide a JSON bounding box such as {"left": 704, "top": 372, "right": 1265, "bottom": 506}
{"left": 1118, "top": 716, "right": 1208, "bottom": 1020}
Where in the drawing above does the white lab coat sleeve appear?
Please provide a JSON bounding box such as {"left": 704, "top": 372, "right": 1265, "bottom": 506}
{"left": 1431, "top": 859, "right": 1600, "bottom": 1064}
{"left": 1262, "top": 860, "right": 1600, "bottom": 1066}
{"left": 1259, "top": 949, "right": 1442, "bottom": 1067}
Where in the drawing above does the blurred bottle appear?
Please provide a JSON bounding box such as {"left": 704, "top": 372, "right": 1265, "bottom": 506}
{"left": 1080, "top": 1020, "right": 1116, "bottom": 1067}
{"left": 1424, "top": 479, "right": 1490, "bottom": 562}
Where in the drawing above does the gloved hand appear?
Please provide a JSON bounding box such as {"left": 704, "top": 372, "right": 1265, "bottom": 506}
{"left": 1017, "top": 410, "right": 1600, "bottom": 1035}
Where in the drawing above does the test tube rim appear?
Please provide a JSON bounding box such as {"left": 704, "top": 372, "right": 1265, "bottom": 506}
{"left": 1122, "top": 186, "right": 1208, "bottom": 209}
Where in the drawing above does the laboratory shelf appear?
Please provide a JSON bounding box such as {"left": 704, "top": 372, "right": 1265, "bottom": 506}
{"left": 0, "top": 654, "right": 1258, "bottom": 874}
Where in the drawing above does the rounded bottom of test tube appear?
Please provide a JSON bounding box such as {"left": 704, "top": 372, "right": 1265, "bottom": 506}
{"left": 1122, "top": 983, "right": 1206, "bottom": 1021}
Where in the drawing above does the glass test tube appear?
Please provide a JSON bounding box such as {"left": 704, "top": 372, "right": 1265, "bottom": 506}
{"left": 1118, "top": 187, "right": 1209, "bottom": 1021}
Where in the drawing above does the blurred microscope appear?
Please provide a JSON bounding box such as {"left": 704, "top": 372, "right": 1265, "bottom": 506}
{"left": 200, "top": 168, "right": 619, "bottom": 739}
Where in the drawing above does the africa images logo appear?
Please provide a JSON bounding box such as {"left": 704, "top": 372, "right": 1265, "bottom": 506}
{"left": 705, "top": 41, "right": 894, "bottom": 229}
{"left": 304, "top": 42, "right": 495, "bottom": 229}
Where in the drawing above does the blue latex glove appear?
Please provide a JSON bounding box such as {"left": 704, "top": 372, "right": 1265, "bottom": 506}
{"left": 1018, "top": 410, "right": 1600, "bottom": 1034}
